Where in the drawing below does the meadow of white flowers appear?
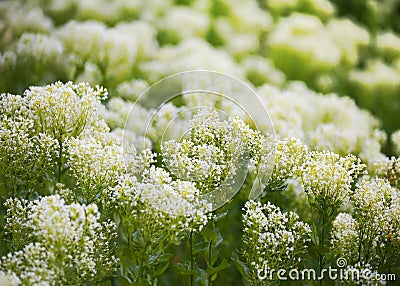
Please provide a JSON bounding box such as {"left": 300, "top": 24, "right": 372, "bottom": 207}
{"left": 0, "top": 0, "right": 399, "bottom": 285}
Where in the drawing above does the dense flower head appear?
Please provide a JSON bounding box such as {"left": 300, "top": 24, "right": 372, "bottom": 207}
{"left": 351, "top": 178, "right": 399, "bottom": 242}
{"left": 300, "top": 151, "right": 365, "bottom": 209}
{"left": 0, "top": 93, "right": 59, "bottom": 195}
{"left": 161, "top": 108, "right": 275, "bottom": 196}
{"left": 266, "top": 137, "right": 308, "bottom": 192}
{"left": 66, "top": 132, "right": 125, "bottom": 204}
{"left": 331, "top": 213, "right": 359, "bottom": 261}
{"left": 258, "top": 83, "right": 387, "bottom": 165}
{"left": 111, "top": 171, "right": 212, "bottom": 236}
{"left": 241, "top": 200, "right": 311, "bottom": 283}
{"left": 2, "top": 195, "right": 117, "bottom": 285}
{"left": 371, "top": 156, "right": 400, "bottom": 189}
{"left": 331, "top": 178, "right": 400, "bottom": 271}
{"left": 24, "top": 81, "right": 107, "bottom": 141}
{"left": 0, "top": 270, "right": 21, "bottom": 286}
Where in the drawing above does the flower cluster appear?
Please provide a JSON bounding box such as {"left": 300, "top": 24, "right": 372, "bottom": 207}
{"left": 161, "top": 109, "right": 247, "bottom": 193}
{"left": 1, "top": 195, "right": 117, "bottom": 285}
{"left": 0, "top": 93, "right": 58, "bottom": 197}
{"left": 258, "top": 83, "right": 387, "bottom": 166}
{"left": 241, "top": 200, "right": 311, "bottom": 284}
{"left": 266, "top": 137, "right": 308, "bottom": 192}
{"left": 66, "top": 132, "right": 125, "bottom": 204}
{"left": 371, "top": 156, "right": 400, "bottom": 189}
{"left": 331, "top": 178, "right": 400, "bottom": 272}
{"left": 300, "top": 151, "right": 365, "bottom": 210}
{"left": 1, "top": 0, "right": 400, "bottom": 284}
{"left": 24, "top": 81, "right": 107, "bottom": 141}
{"left": 0, "top": 270, "right": 21, "bottom": 286}
{"left": 109, "top": 171, "right": 212, "bottom": 283}
{"left": 330, "top": 213, "right": 359, "bottom": 262}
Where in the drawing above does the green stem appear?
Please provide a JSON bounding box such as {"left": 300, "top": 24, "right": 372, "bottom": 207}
{"left": 190, "top": 231, "right": 194, "bottom": 286}
{"left": 58, "top": 139, "right": 63, "bottom": 183}
{"left": 208, "top": 239, "right": 212, "bottom": 286}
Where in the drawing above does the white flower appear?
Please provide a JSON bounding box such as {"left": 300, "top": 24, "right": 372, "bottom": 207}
{"left": 158, "top": 6, "right": 210, "bottom": 43}
{"left": 242, "top": 200, "right": 311, "bottom": 282}
{"left": 300, "top": 151, "right": 365, "bottom": 207}
{"left": 24, "top": 81, "right": 107, "bottom": 142}
{"left": 331, "top": 213, "right": 359, "bottom": 261}
{"left": 257, "top": 83, "right": 387, "bottom": 166}
{"left": 66, "top": 132, "right": 125, "bottom": 203}
{"left": 0, "top": 271, "right": 21, "bottom": 286}
{"left": 2, "top": 195, "right": 117, "bottom": 285}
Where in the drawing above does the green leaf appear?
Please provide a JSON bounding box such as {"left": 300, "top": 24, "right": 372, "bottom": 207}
{"left": 311, "top": 222, "right": 320, "bottom": 245}
{"left": 175, "top": 261, "right": 195, "bottom": 276}
{"left": 231, "top": 251, "right": 248, "bottom": 277}
{"left": 153, "top": 261, "right": 170, "bottom": 277}
{"left": 307, "top": 193, "right": 315, "bottom": 207}
{"left": 206, "top": 259, "right": 229, "bottom": 276}
{"left": 303, "top": 255, "right": 320, "bottom": 273}
{"left": 202, "top": 227, "right": 218, "bottom": 242}
{"left": 213, "top": 210, "right": 228, "bottom": 222}
{"left": 193, "top": 240, "right": 209, "bottom": 255}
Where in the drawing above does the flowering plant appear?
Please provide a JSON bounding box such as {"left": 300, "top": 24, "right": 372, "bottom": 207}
{"left": 1, "top": 0, "right": 400, "bottom": 285}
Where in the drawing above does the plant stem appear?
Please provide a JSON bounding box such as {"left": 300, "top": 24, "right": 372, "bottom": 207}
{"left": 58, "top": 139, "right": 63, "bottom": 183}
{"left": 190, "top": 230, "right": 194, "bottom": 286}
{"left": 208, "top": 239, "right": 212, "bottom": 286}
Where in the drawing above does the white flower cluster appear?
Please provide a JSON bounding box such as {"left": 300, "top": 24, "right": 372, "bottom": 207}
{"left": 258, "top": 83, "right": 387, "bottom": 165}
{"left": 267, "top": 137, "right": 308, "bottom": 191}
{"left": 1, "top": 195, "right": 117, "bottom": 285}
{"left": 300, "top": 151, "right": 365, "bottom": 209}
{"left": 391, "top": 130, "right": 400, "bottom": 155}
{"left": 0, "top": 1, "right": 53, "bottom": 42}
{"left": 66, "top": 132, "right": 125, "bottom": 204}
{"left": 330, "top": 213, "right": 359, "bottom": 262}
{"left": 331, "top": 178, "right": 400, "bottom": 269}
{"left": 111, "top": 171, "right": 212, "bottom": 243}
{"left": 140, "top": 38, "right": 243, "bottom": 83}
{"left": 268, "top": 13, "right": 369, "bottom": 84}
{"left": 56, "top": 21, "right": 139, "bottom": 85}
{"left": 370, "top": 156, "right": 400, "bottom": 189}
{"left": 161, "top": 109, "right": 248, "bottom": 193}
{"left": 242, "top": 200, "right": 311, "bottom": 283}
{"left": 0, "top": 93, "right": 58, "bottom": 195}
{"left": 0, "top": 271, "right": 21, "bottom": 286}
{"left": 25, "top": 81, "right": 107, "bottom": 141}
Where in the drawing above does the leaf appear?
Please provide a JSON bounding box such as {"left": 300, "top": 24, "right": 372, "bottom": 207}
{"left": 213, "top": 210, "right": 228, "bottom": 222}
{"left": 202, "top": 227, "right": 218, "bottom": 242}
{"left": 206, "top": 259, "right": 230, "bottom": 276}
{"left": 193, "top": 240, "right": 209, "bottom": 255}
{"left": 175, "top": 261, "right": 195, "bottom": 276}
{"left": 231, "top": 251, "right": 248, "bottom": 277}
{"left": 311, "top": 222, "right": 320, "bottom": 245}
{"left": 307, "top": 193, "right": 315, "bottom": 207}
{"left": 153, "top": 261, "right": 170, "bottom": 277}
{"left": 303, "top": 255, "right": 320, "bottom": 273}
